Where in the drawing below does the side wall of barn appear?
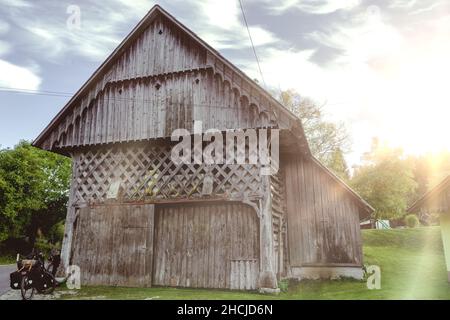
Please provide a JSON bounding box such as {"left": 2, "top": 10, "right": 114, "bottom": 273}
{"left": 283, "top": 155, "right": 364, "bottom": 280}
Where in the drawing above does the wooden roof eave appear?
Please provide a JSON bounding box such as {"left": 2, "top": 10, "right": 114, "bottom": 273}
{"left": 407, "top": 175, "right": 450, "bottom": 213}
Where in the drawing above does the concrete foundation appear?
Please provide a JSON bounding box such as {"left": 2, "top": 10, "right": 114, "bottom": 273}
{"left": 290, "top": 266, "right": 364, "bottom": 280}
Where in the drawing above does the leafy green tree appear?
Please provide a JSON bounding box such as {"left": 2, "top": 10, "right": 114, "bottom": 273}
{"left": 278, "top": 89, "right": 351, "bottom": 178}
{"left": 0, "top": 141, "right": 71, "bottom": 246}
{"left": 350, "top": 138, "right": 417, "bottom": 219}
{"left": 327, "top": 148, "right": 350, "bottom": 181}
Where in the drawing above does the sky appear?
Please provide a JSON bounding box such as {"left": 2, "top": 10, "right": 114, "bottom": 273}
{"left": 0, "top": 0, "right": 449, "bottom": 167}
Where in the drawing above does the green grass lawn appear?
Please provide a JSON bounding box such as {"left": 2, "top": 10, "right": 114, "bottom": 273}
{"left": 60, "top": 226, "right": 450, "bottom": 300}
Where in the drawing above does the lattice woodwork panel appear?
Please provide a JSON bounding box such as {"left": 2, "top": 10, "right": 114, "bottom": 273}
{"left": 72, "top": 141, "right": 263, "bottom": 204}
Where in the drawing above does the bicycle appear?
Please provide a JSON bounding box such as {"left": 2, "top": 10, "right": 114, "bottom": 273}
{"left": 10, "top": 249, "right": 60, "bottom": 300}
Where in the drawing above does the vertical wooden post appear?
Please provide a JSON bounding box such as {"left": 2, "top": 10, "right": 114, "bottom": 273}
{"left": 440, "top": 213, "right": 450, "bottom": 282}
{"left": 59, "top": 208, "right": 76, "bottom": 276}
{"left": 58, "top": 155, "right": 77, "bottom": 276}
{"left": 258, "top": 175, "right": 278, "bottom": 290}
{"left": 144, "top": 204, "right": 155, "bottom": 286}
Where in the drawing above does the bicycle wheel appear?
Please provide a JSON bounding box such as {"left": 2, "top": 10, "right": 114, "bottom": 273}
{"left": 20, "top": 275, "right": 35, "bottom": 300}
{"left": 45, "top": 261, "right": 55, "bottom": 274}
{"left": 35, "top": 270, "right": 57, "bottom": 294}
{"left": 37, "top": 270, "right": 57, "bottom": 295}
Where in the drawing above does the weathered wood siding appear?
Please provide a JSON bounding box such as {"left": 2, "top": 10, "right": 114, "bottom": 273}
{"left": 418, "top": 188, "right": 450, "bottom": 214}
{"left": 50, "top": 69, "right": 271, "bottom": 150}
{"left": 153, "top": 202, "right": 259, "bottom": 290}
{"left": 37, "top": 15, "right": 288, "bottom": 152}
{"left": 107, "top": 16, "right": 207, "bottom": 81}
{"left": 284, "top": 155, "right": 363, "bottom": 266}
{"left": 70, "top": 204, "right": 154, "bottom": 286}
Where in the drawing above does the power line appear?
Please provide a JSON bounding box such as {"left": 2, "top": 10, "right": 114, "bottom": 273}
{"left": 2, "top": 2, "right": 268, "bottom": 100}
{"left": 0, "top": 86, "right": 265, "bottom": 110}
{"left": 238, "top": 0, "right": 266, "bottom": 89}
{"left": 0, "top": 86, "right": 73, "bottom": 98}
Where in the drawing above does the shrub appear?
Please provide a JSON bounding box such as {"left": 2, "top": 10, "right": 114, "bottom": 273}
{"left": 278, "top": 279, "right": 289, "bottom": 292}
{"left": 48, "top": 221, "right": 65, "bottom": 244}
{"left": 34, "top": 236, "right": 55, "bottom": 255}
{"left": 404, "top": 214, "right": 419, "bottom": 228}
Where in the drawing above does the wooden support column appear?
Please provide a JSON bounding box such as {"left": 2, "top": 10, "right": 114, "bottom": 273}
{"left": 440, "top": 212, "right": 450, "bottom": 282}
{"left": 258, "top": 175, "right": 278, "bottom": 290}
{"left": 59, "top": 206, "right": 76, "bottom": 275}
{"left": 58, "top": 156, "right": 78, "bottom": 276}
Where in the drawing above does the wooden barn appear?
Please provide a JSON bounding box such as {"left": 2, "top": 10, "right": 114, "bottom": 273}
{"left": 33, "top": 5, "right": 374, "bottom": 291}
{"left": 408, "top": 176, "right": 450, "bottom": 282}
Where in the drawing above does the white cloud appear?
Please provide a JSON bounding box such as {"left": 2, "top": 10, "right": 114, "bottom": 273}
{"left": 0, "top": 19, "right": 11, "bottom": 56}
{"left": 3, "top": 0, "right": 278, "bottom": 61}
{"left": 0, "top": 19, "right": 10, "bottom": 34}
{"left": 0, "top": 59, "right": 41, "bottom": 90}
{"left": 201, "top": 0, "right": 240, "bottom": 29}
{"left": 114, "top": 0, "right": 155, "bottom": 14}
{"left": 389, "top": 0, "right": 418, "bottom": 9}
{"left": 0, "top": 40, "right": 11, "bottom": 56}
{"left": 409, "top": 1, "right": 445, "bottom": 15}
{"left": 0, "top": 0, "right": 34, "bottom": 8}
{"left": 191, "top": 0, "right": 279, "bottom": 50}
{"left": 3, "top": 1, "right": 156, "bottom": 62}
{"left": 262, "top": 0, "right": 361, "bottom": 15}
{"left": 200, "top": 25, "right": 278, "bottom": 50}
{"left": 308, "top": 9, "right": 404, "bottom": 66}
{"left": 23, "top": 23, "right": 121, "bottom": 61}
{"left": 234, "top": 5, "right": 450, "bottom": 165}
{"left": 248, "top": 26, "right": 279, "bottom": 46}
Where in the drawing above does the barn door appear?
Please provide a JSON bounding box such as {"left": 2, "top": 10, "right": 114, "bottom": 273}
{"left": 152, "top": 202, "right": 259, "bottom": 290}
{"left": 70, "top": 204, "right": 154, "bottom": 287}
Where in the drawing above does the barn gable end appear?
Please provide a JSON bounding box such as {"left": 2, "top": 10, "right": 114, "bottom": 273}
{"left": 33, "top": 5, "right": 309, "bottom": 154}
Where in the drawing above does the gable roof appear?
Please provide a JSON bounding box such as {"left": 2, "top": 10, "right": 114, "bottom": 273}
{"left": 32, "top": 4, "right": 309, "bottom": 153}
{"left": 408, "top": 175, "right": 450, "bottom": 213}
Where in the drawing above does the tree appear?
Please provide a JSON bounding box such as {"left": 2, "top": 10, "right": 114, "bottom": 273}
{"left": 0, "top": 141, "right": 71, "bottom": 247}
{"left": 327, "top": 148, "right": 350, "bottom": 180}
{"left": 407, "top": 151, "right": 450, "bottom": 204}
{"left": 278, "top": 89, "right": 351, "bottom": 179}
{"left": 350, "top": 138, "right": 417, "bottom": 219}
